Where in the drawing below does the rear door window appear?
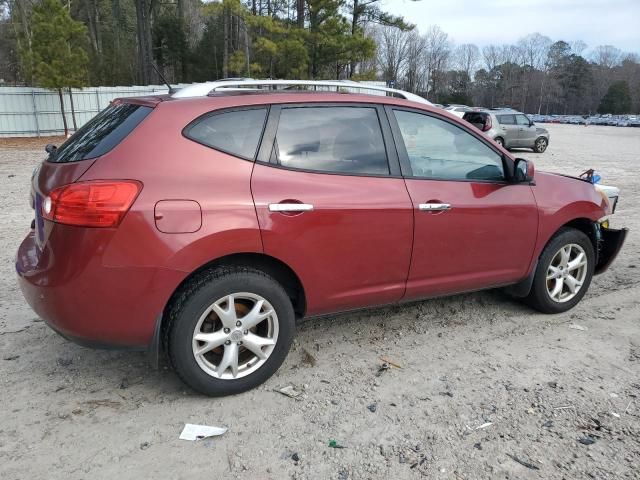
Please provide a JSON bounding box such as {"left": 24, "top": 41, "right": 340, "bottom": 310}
{"left": 185, "top": 108, "right": 268, "bottom": 160}
{"left": 497, "top": 114, "right": 515, "bottom": 125}
{"left": 49, "top": 103, "right": 152, "bottom": 163}
{"left": 273, "top": 106, "right": 389, "bottom": 175}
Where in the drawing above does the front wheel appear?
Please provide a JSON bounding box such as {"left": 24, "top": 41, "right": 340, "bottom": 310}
{"left": 533, "top": 136, "right": 548, "bottom": 153}
{"left": 167, "top": 267, "right": 295, "bottom": 396}
{"left": 525, "top": 228, "right": 595, "bottom": 314}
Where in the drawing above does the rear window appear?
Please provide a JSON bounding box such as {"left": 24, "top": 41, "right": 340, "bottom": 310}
{"left": 49, "top": 103, "right": 152, "bottom": 163}
{"left": 463, "top": 112, "right": 487, "bottom": 123}
{"left": 184, "top": 108, "right": 267, "bottom": 160}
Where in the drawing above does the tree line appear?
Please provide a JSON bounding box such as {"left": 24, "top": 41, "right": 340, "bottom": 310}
{"left": 0, "top": 0, "right": 638, "bottom": 116}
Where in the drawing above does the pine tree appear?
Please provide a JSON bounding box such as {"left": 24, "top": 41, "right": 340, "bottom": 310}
{"left": 29, "top": 0, "right": 89, "bottom": 136}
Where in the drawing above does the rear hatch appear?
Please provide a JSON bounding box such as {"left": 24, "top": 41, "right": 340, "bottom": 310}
{"left": 32, "top": 100, "right": 155, "bottom": 249}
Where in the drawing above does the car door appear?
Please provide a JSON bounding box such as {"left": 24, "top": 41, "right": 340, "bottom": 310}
{"left": 516, "top": 114, "right": 536, "bottom": 146}
{"left": 496, "top": 114, "right": 520, "bottom": 146}
{"left": 385, "top": 107, "right": 538, "bottom": 300}
{"left": 251, "top": 104, "right": 414, "bottom": 316}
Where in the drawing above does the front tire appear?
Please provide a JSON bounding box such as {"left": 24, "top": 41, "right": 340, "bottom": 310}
{"left": 533, "top": 136, "right": 548, "bottom": 153}
{"left": 167, "top": 267, "right": 295, "bottom": 396}
{"left": 525, "top": 228, "right": 595, "bottom": 314}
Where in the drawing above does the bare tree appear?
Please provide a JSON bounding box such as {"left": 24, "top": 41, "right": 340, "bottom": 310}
{"left": 376, "top": 25, "right": 409, "bottom": 84}
{"left": 403, "top": 29, "right": 426, "bottom": 93}
{"left": 591, "top": 45, "right": 622, "bottom": 68}
{"left": 423, "top": 25, "right": 451, "bottom": 100}
{"left": 454, "top": 43, "right": 479, "bottom": 78}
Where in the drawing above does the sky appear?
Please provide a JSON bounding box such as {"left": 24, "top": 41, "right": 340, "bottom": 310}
{"left": 383, "top": 0, "right": 640, "bottom": 54}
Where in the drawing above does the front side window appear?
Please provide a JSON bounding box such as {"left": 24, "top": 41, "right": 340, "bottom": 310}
{"left": 515, "top": 114, "right": 531, "bottom": 126}
{"left": 274, "top": 106, "right": 389, "bottom": 175}
{"left": 185, "top": 108, "right": 267, "bottom": 160}
{"left": 393, "top": 110, "right": 504, "bottom": 182}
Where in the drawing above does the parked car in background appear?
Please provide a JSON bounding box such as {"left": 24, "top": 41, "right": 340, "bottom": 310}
{"left": 444, "top": 104, "right": 472, "bottom": 118}
{"left": 463, "top": 109, "right": 550, "bottom": 152}
{"left": 16, "top": 80, "right": 626, "bottom": 396}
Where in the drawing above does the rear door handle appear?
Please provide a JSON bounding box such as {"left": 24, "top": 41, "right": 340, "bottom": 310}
{"left": 268, "top": 203, "right": 314, "bottom": 212}
{"left": 418, "top": 203, "right": 451, "bottom": 211}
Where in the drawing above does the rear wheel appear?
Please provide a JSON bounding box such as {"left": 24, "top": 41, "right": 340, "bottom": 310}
{"left": 525, "top": 228, "right": 594, "bottom": 314}
{"left": 495, "top": 137, "right": 504, "bottom": 147}
{"left": 167, "top": 267, "right": 295, "bottom": 396}
{"left": 533, "top": 136, "right": 548, "bottom": 153}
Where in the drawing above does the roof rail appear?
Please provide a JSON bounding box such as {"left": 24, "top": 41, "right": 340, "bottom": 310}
{"left": 171, "top": 79, "right": 431, "bottom": 105}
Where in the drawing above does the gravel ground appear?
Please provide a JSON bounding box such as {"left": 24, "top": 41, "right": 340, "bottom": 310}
{"left": 1, "top": 124, "right": 639, "bottom": 479}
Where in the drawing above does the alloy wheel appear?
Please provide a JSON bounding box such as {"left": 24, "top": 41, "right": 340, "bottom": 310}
{"left": 546, "top": 244, "right": 588, "bottom": 303}
{"left": 192, "top": 292, "right": 278, "bottom": 379}
{"left": 536, "top": 138, "right": 547, "bottom": 152}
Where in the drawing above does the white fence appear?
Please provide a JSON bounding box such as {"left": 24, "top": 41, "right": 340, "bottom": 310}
{"left": 0, "top": 81, "right": 388, "bottom": 137}
{"left": 0, "top": 84, "right": 192, "bottom": 137}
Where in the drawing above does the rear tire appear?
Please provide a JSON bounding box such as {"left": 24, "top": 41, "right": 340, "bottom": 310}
{"left": 166, "top": 267, "right": 295, "bottom": 396}
{"left": 525, "top": 228, "right": 595, "bottom": 314}
{"left": 495, "top": 137, "right": 504, "bottom": 147}
{"left": 533, "top": 136, "right": 548, "bottom": 153}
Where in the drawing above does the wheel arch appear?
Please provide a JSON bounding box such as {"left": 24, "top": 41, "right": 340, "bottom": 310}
{"left": 507, "top": 217, "right": 598, "bottom": 298}
{"left": 149, "top": 252, "right": 307, "bottom": 368}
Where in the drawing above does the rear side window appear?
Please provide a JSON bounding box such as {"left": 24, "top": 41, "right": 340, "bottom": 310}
{"left": 497, "top": 114, "right": 515, "bottom": 125}
{"left": 50, "top": 103, "right": 152, "bottom": 163}
{"left": 185, "top": 108, "right": 267, "bottom": 160}
{"left": 274, "top": 106, "right": 389, "bottom": 175}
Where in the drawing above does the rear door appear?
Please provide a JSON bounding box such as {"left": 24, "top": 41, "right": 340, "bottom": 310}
{"left": 386, "top": 107, "right": 538, "bottom": 299}
{"left": 251, "top": 104, "right": 414, "bottom": 316}
{"left": 496, "top": 114, "right": 519, "bottom": 146}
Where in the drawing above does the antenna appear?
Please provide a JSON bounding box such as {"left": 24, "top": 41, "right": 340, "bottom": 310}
{"left": 150, "top": 63, "right": 176, "bottom": 94}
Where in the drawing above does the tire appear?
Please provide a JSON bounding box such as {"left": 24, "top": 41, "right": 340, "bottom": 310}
{"left": 533, "top": 136, "right": 548, "bottom": 153}
{"left": 166, "top": 267, "right": 295, "bottom": 396}
{"left": 494, "top": 137, "right": 504, "bottom": 147}
{"left": 525, "top": 228, "right": 595, "bottom": 314}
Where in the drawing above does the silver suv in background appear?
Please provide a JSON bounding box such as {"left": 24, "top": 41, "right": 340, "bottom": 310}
{"left": 463, "top": 110, "right": 550, "bottom": 153}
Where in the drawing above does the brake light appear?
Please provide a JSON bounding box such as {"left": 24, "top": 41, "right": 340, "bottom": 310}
{"left": 483, "top": 115, "right": 492, "bottom": 132}
{"left": 42, "top": 180, "right": 142, "bottom": 227}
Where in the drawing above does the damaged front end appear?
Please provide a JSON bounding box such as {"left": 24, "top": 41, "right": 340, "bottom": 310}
{"left": 593, "top": 223, "right": 628, "bottom": 275}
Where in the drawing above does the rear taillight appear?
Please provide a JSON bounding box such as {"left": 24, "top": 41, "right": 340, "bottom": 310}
{"left": 483, "top": 116, "right": 492, "bottom": 132}
{"left": 42, "top": 180, "right": 142, "bottom": 227}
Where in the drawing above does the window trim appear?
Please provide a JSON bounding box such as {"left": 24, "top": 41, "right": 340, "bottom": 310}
{"left": 385, "top": 105, "right": 515, "bottom": 184}
{"left": 182, "top": 105, "right": 270, "bottom": 162}
{"left": 256, "top": 102, "right": 402, "bottom": 178}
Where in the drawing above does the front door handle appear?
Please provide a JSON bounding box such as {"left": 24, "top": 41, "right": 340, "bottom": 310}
{"left": 268, "top": 203, "right": 314, "bottom": 212}
{"left": 418, "top": 203, "right": 451, "bottom": 211}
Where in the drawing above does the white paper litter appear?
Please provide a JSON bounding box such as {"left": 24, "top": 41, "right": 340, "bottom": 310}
{"left": 179, "top": 423, "right": 228, "bottom": 441}
{"left": 276, "top": 385, "right": 302, "bottom": 398}
{"left": 475, "top": 422, "right": 493, "bottom": 430}
{"left": 569, "top": 324, "right": 587, "bottom": 331}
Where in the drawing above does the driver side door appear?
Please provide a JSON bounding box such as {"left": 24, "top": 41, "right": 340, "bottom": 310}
{"left": 386, "top": 107, "right": 539, "bottom": 299}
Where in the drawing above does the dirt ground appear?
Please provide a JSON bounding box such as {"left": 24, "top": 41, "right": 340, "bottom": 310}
{"left": 1, "top": 124, "right": 639, "bottom": 480}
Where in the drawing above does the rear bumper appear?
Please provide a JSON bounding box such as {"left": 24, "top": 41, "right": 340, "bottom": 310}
{"left": 595, "top": 226, "right": 628, "bottom": 274}
{"left": 16, "top": 228, "right": 184, "bottom": 348}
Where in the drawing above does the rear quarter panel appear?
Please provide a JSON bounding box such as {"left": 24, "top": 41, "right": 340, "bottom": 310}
{"left": 78, "top": 98, "right": 264, "bottom": 274}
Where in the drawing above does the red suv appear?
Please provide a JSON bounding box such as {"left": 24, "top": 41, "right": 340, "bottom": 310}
{"left": 16, "top": 81, "right": 627, "bottom": 396}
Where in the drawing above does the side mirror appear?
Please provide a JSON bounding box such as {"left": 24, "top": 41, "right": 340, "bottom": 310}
{"left": 45, "top": 144, "right": 57, "bottom": 154}
{"left": 514, "top": 158, "right": 534, "bottom": 183}
{"left": 529, "top": 120, "right": 535, "bottom": 127}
